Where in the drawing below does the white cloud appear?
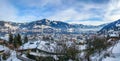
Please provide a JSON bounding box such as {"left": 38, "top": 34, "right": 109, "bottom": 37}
{"left": 104, "top": 0, "right": 120, "bottom": 21}
{"left": 1, "top": 0, "right": 120, "bottom": 25}
{"left": 47, "top": 0, "right": 120, "bottom": 25}
{"left": 0, "top": 0, "right": 17, "bottom": 21}
{"left": 48, "top": 8, "right": 91, "bottom": 21}
{"left": 47, "top": 5, "right": 105, "bottom": 25}
{"left": 18, "top": 0, "right": 62, "bottom": 8}
{"left": 15, "top": 15, "right": 40, "bottom": 22}
{"left": 0, "top": 0, "right": 40, "bottom": 22}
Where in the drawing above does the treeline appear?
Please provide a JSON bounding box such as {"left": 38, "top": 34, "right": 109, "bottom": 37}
{"left": 8, "top": 33, "right": 28, "bottom": 48}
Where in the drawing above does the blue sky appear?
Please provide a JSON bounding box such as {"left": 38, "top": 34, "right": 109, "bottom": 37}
{"left": 0, "top": 0, "right": 120, "bottom": 25}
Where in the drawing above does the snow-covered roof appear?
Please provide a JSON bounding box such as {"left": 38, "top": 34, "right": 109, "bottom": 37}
{"left": 0, "top": 45, "right": 5, "bottom": 51}
{"left": 0, "top": 36, "right": 9, "bottom": 41}
{"left": 109, "top": 33, "right": 119, "bottom": 37}
{"left": 19, "top": 41, "right": 39, "bottom": 50}
{"left": 19, "top": 40, "right": 58, "bottom": 53}
{"left": 108, "top": 30, "right": 114, "bottom": 32}
{"left": 37, "top": 41, "right": 57, "bottom": 53}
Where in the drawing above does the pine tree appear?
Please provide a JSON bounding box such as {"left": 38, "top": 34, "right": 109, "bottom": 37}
{"left": 13, "top": 35, "right": 17, "bottom": 48}
{"left": 8, "top": 33, "right": 13, "bottom": 44}
{"left": 85, "top": 37, "right": 108, "bottom": 61}
{"left": 17, "top": 34, "right": 22, "bottom": 46}
{"left": 13, "top": 34, "right": 22, "bottom": 48}
{"left": 24, "top": 35, "right": 28, "bottom": 43}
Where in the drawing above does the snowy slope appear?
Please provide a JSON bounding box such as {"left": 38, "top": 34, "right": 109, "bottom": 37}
{"left": 99, "top": 19, "right": 120, "bottom": 33}
{"left": 7, "top": 51, "right": 21, "bottom": 61}
{"left": 102, "top": 40, "right": 120, "bottom": 61}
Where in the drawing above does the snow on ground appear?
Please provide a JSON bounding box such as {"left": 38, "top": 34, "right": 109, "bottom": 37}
{"left": 7, "top": 57, "right": 21, "bottom": 61}
{"left": 19, "top": 39, "right": 120, "bottom": 61}
{"left": 102, "top": 40, "right": 120, "bottom": 61}
{"left": 102, "top": 56, "right": 120, "bottom": 61}
{"left": 21, "top": 54, "right": 27, "bottom": 58}
{"left": 0, "top": 45, "right": 10, "bottom": 53}
{"left": 111, "top": 41, "right": 120, "bottom": 54}
{"left": 0, "top": 35, "right": 9, "bottom": 41}
{"left": 7, "top": 51, "right": 21, "bottom": 61}
{"left": 0, "top": 45, "right": 4, "bottom": 51}
{"left": 53, "top": 55, "right": 59, "bottom": 60}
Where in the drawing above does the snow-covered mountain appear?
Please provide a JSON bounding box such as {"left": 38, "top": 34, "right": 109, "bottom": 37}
{"left": 0, "top": 19, "right": 107, "bottom": 34}
{"left": 20, "top": 19, "right": 107, "bottom": 30}
{"left": 20, "top": 19, "right": 72, "bottom": 29}
{"left": 99, "top": 19, "right": 120, "bottom": 33}
{"left": 0, "top": 21, "right": 21, "bottom": 30}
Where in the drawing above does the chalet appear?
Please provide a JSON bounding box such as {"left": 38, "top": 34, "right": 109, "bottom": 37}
{"left": 18, "top": 40, "right": 64, "bottom": 61}
{"left": 108, "top": 30, "right": 120, "bottom": 41}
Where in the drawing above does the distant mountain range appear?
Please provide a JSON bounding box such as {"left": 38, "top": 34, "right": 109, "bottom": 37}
{"left": 0, "top": 19, "right": 108, "bottom": 34}
{"left": 20, "top": 19, "right": 107, "bottom": 29}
